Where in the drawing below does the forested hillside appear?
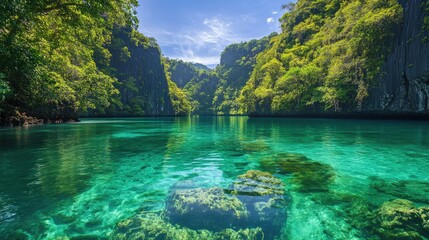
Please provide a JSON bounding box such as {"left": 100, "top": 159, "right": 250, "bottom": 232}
{"left": 0, "top": 0, "right": 136, "bottom": 124}
{"left": 213, "top": 34, "right": 276, "bottom": 115}
{"left": 168, "top": 36, "right": 274, "bottom": 115}
{"left": 0, "top": 0, "right": 190, "bottom": 125}
{"left": 239, "top": 0, "right": 429, "bottom": 117}
{"left": 2, "top": 0, "right": 429, "bottom": 123}
{"left": 94, "top": 27, "right": 178, "bottom": 117}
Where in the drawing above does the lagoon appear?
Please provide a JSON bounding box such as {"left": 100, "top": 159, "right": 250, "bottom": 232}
{"left": 1, "top": 117, "right": 429, "bottom": 239}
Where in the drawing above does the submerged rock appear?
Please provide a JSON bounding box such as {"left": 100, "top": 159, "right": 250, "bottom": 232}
{"left": 259, "top": 153, "right": 335, "bottom": 192}
{"left": 228, "top": 170, "right": 287, "bottom": 239}
{"left": 113, "top": 170, "right": 288, "bottom": 239}
{"left": 239, "top": 140, "right": 271, "bottom": 153}
{"left": 219, "top": 140, "right": 271, "bottom": 156}
{"left": 370, "top": 177, "right": 429, "bottom": 204}
{"left": 112, "top": 213, "right": 264, "bottom": 240}
{"left": 230, "top": 170, "right": 285, "bottom": 196}
{"left": 166, "top": 187, "right": 248, "bottom": 231}
{"left": 373, "top": 199, "right": 429, "bottom": 240}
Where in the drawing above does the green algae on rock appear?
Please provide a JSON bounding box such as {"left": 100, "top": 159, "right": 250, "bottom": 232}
{"left": 166, "top": 187, "right": 248, "bottom": 231}
{"left": 239, "top": 140, "right": 271, "bottom": 154}
{"left": 314, "top": 195, "right": 429, "bottom": 240}
{"left": 259, "top": 153, "right": 335, "bottom": 192}
{"left": 230, "top": 170, "right": 285, "bottom": 196}
{"left": 112, "top": 213, "right": 264, "bottom": 240}
{"left": 370, "top": 177, "right": 429, "bottom": 204}
{"left": 164, "top": 171, "right": 288, "bottom": 238}
{"left": 372, "top": 199, "right": 429, "bottom": 240}
{"left": 218, "top": 139, "right": 271, "bottom": 156}
{"left": 228, "top": 170, "right": 287, "bottom": 239}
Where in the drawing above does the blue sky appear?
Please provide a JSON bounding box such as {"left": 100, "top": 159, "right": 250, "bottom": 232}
{"left": 137, "top": 0, "right": 290, "bottom": 68}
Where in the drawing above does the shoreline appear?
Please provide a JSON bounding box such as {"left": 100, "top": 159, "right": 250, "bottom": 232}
{"left": 3, "top": 112, "right": 429, "bottom": 127}
{"left": 247, "top": 112, "right": 429, "bottom": 121}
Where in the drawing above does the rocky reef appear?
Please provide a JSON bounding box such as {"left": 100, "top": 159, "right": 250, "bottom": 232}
{"left": 166, "top": 187, "right": 248, "bottom": 231}
{"left": 112, "top": 170, "right": 288, "bottom": 239}
{"left": 218, "top": 139, "right": 271, "bottom": 157}
{"left": 227, "top": 170, "right": 287, "bottom": 239}
{"left": 370, "top": 177, "right": 429, "bottom": 204}
{"left": 112, "top": 213, "right": 264, "bottom": 240}
{"left": 259, "top": 153, "right": 335, "bottom": 192}
{"left": 308, "top": 190, "right": 429, "bottom": 239}
{"left": 373, "top": 199, "right": 429, "bottom": 239}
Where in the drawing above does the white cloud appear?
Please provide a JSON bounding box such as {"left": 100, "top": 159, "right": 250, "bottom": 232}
{"left": 140, "top": 17, "right": 251, "bottom": 66}
{"left": 266, "top": 17, "right": 275, "bottom": 24}
{"left": 184, "top": 18, "right": 239, "bottom": 48}
{"left": 241, "top": 14, "right": 257, "bottom": 24}
{"left": 272, "top": 11, "right": 278, "bottom": 15}
{"left": 173, "top": 52, "right": 220, "bottom": 66}
{"left": 156, "top": 17, "right": 246, "bottom": 66}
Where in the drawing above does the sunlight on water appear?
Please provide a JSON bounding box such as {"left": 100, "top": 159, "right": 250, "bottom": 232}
{"left": 0, "top": 117, "right": 428, "bottom": 239}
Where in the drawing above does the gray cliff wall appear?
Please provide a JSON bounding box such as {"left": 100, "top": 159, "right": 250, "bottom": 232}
{"left": 108, "top": 28, "right": 174, "bottom": 116}
{"left": 365, "top": 0, "right": 429, "bottom": 114}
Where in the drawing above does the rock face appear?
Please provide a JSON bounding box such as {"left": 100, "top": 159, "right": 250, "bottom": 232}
{"left": 364, "top": 0, "right": 429, "bottom": 115}
{"left": 105, "top": 27, "right": 174, "bottom": 116}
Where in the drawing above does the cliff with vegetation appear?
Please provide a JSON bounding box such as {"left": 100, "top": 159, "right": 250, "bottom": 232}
{"left": 167, "top": 59, "right": 217, "bottom": 115}
{"left": 167, "top": 59, "right": 210, "bottom": 88}
{"left": 168, "top": 36, "right": 273, "bottom": 115}
{"left": 0, "top": 0, "right": 191, "bottom": 125}
{"left": 213, "top": 34, "right": 275, "bottom": 115}
{"left": 0, "top": 0, "right": 137, "bottom": 124}
{"left": 96, "top": 27, "right": 174, "bottom": 116}
{"left": 2, "top": 0, "right": 429, "bottom": 122}
{"left": 365, "top": 0, "right": 429, "bottom": 115}
{"left": 238, "top": 0, "right": 429, "bottom": 118}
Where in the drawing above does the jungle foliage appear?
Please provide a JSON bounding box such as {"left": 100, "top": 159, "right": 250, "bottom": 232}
{"left": 239, "top": 0, "right": 403, "bottom": 115}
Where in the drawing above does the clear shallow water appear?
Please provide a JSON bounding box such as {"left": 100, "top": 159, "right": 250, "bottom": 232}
{"left": 0, "top": 117, "right": 428, "bottom": 239}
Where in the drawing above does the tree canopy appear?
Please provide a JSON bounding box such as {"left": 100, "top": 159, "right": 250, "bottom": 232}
{"left": 239, "top": 0, "right": 403, "bottom": 115}
{"left": 0, "top": 0, "right": 138, "bottom": 121}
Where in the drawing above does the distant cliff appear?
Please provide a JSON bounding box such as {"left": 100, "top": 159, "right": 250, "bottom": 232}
{"left": 213, "top": 35, "right": 275, "bottom": 115}
{"left": 167, "top": 36, "right": 273, "bottom": 115}
{"left": 365, "top": 0, "right": 429, "bottom": 115}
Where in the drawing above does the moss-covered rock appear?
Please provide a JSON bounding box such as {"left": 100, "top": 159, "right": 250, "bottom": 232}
{"left": 166, "top": 187, "right": 248, "bottom": 231}
{"left": 111, "top": 213, "right": 264, "bottom": 240}
{"left": 217, "top": 140, "right": 271, "bottom": 157}
{"left": 259, "top": 153, "right": 335, "bottom": 192}
{"left": 113, "top": 171, "right": 288, "bottom": 239}
{"left": 373, "top": 199, "right": 429, "bottom": 239}
{"left": 239, "top": 140, "right": 270, "bottom": 153}
{"left": 230, "top": 170, "right": 284, "bottom": 196}
{"left": 370, "top": 177, "right": 429, "bottom": 204}
{"left": 228, "top": 170, "right": 287, "bottom": 239}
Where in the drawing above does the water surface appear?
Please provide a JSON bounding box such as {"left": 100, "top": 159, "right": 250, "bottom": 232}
{"left": 1, "top": 117, "right": 428, "bottom": 239}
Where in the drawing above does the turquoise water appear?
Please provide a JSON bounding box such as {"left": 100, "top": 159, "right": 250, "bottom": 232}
{"left": 0, "top": 117, "right": 428, "bottom": 239}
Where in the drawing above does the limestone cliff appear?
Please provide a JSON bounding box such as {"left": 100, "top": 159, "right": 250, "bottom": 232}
{"left": 365, "top": 0, "right": 429, "bottom": 115}
{"left": 104, "top": 27, "right": 174, "bottom": 116}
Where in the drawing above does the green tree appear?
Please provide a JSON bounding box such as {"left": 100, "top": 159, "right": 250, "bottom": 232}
{"left": 0, "top": 0, "right": 138, "bottom": 122}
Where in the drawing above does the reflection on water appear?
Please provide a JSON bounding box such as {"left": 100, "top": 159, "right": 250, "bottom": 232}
{"left": 0, "top": 117, "right": 428, "bottom": 239}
